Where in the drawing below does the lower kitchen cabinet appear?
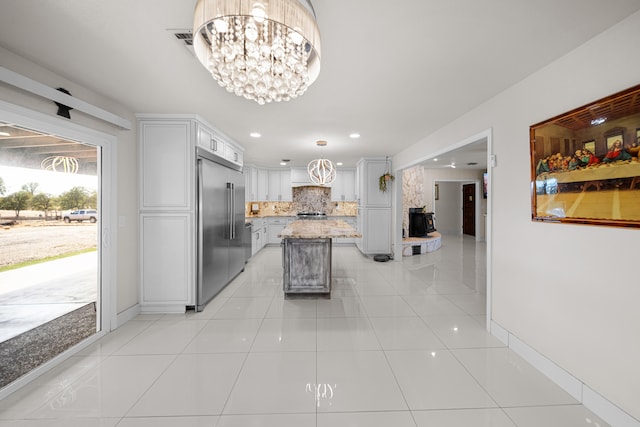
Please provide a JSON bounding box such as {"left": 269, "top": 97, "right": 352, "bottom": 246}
{"left": 356, "top": 208, "right": 391, "bottom": 255}
{"left": 332, "top": 216, "right": 358, "bottom": 245}
{"left": 267, "top": 217, "right": 294, "bottom": 245}
{"left": 251, "top": 218, "right": 266, "bottom": 256}
{"left": 140, "top": 213, "right": 193, "bottom": 312}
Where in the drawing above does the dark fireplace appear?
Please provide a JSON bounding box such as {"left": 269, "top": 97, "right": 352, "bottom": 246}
{"left": 408, "top": 208, "right": 436, "bottom": 237}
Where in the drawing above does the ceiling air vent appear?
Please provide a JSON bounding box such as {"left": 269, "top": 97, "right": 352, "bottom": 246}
{"left": 169, "top": 30, "right": 195, "bottom": 56}
{"left": 173, "top": 32, "right": 193, "bottom": 46}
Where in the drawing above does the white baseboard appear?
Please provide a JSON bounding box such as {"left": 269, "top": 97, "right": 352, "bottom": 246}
{"left": 116, "top": 303, "right": 141, "bottom": 328}
{"left": 490, "top": 320, "right": 639, "bottom": 427}
{"left": 583, "top": 385, "right": 640, "bottom": 427}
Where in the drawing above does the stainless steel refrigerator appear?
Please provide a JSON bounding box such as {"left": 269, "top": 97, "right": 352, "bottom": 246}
{"left": 196, "top": 147, "right": 246, "bottom": 311}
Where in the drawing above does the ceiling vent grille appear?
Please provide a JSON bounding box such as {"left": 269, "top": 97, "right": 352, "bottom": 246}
{"left": 173, "top": 32, "right": 193, "bottom": 46}
{"left": 169, "top": 30, "right": 195, "bottom": 56}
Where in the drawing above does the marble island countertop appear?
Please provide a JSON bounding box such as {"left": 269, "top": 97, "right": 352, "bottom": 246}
{"left": 247, "top": 213, "right": 356, "bottom": 218}
{"left": 279, "top": 220, "right": 361, "bottom": 239}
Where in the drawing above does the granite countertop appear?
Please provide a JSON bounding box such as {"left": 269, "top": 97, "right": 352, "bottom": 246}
{"left": 278, "top": 219, "right": 362, "bottom": 239}
{"left": 247, "top": 213, "right": 356, "bottom": 218}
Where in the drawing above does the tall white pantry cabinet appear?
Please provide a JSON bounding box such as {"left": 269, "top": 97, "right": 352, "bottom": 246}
{"left": 356, "top": 157, "right": 392, "bottom": 256}
{"left": 137, "top": 114, "right": 243, "bottom": 313}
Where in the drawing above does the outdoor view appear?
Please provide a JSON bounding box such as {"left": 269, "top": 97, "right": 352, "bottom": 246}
{"left": 0, "top": 123, "right": 99, "bottom": 389}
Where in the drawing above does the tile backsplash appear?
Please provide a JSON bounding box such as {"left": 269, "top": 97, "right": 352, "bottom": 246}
{"left": 246, "top": 186, "right": 357, "bottom": 216}
{"left": 293, "top": 186, "right": 331, "bottom": 212}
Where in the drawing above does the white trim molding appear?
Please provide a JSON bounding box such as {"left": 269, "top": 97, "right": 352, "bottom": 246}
{"left": 0, "top": 66, "right": 132, "bottom": 130}
{"left": 116, "top": 304, "right": 141, "bottom": 328}
{"left": 491, "top": 320, "right": 640, "bottom": 427}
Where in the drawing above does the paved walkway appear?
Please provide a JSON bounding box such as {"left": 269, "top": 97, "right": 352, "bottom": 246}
{"left": 0, "top": 252, "right": 97, "bottom": 342}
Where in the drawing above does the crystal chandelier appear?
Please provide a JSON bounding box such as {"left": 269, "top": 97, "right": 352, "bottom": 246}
{"left": 308, "top": 140, "right": 336, "bottom": 186}
{"left": 193, "top": 0, "right": 321, "bottom": 105}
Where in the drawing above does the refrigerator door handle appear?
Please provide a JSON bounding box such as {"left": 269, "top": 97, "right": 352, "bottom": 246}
{"left": 227, "top": 182, "right": 233, "bottom": 240}
{"left": 197, "top": 159, "right": 204, "bottom": 305}
{"left": 230, "top": 183, "right": 235, "bottom": 240}
{"left": 232, "top": 183, "right": 236, "bottom": 240}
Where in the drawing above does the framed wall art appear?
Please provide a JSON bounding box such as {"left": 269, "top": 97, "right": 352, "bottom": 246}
{"left": 530, "top": 84, "right": 640, "bottom": 228}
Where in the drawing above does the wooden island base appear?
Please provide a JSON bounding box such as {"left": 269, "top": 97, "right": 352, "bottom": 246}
{"left": 282, "top": 238, "right": 332, "bottom": 297}
{"left": 279, "top": 220, "right": 361, "bottom": 298}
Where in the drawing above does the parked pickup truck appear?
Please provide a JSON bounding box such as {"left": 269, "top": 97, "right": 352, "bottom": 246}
{"left": 63, "top": 209, "right": 98, "bottom": 223}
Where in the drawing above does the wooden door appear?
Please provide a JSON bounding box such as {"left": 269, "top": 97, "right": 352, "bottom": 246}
{"left": 462, "top": 184, "right": 475, "bottom": 236}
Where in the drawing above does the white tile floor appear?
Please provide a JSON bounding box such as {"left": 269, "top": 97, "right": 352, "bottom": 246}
{"left": 0, "top": 236, "right": 610, "bottom": 426}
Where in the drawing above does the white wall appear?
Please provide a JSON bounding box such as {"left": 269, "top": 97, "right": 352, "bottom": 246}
{"left": 395, "top": 12, "right": 640, "bottom": 423}
{"left": 0, "top": 47, "right": 139, "bottom": 316}
{"left": 434, "top": 181, "right": 461, "bottom": 234}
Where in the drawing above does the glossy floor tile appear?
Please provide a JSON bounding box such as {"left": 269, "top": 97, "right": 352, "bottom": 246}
{"left": 0, "top": 236, "right": 612, "bottom": 427}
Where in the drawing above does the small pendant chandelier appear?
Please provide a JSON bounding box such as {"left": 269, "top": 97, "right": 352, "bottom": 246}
{"left": 192, "top": 0, "right": 321, "bottom": 105}
{"left": 308, "top": 140, "right": 336, "bottom": 186}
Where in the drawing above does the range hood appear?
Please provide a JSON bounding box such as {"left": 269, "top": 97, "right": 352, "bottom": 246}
{"left": 290, "top": 167, "right": 311, "bottom": 187}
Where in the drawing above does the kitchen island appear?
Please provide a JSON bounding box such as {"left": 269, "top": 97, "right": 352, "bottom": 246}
{"left": 278, "top": 219, "right": 361, "bottom": 297}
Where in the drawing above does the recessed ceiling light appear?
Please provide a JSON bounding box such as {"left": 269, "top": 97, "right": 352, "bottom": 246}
{"left": 349, "top": 133, "right": 360, "bottom": 139}
{"left": 280, "top": 159, "right": 290, "bottom": 166}
{"left": 250, "top": 132, "right": 261, "bottom": 138}
{"left": 336, "top": 162, "right": 343, "bottom": 166}
{"left": 0, "top": 131, "right": 10, "bottom": 137}
{"left": 433, "top": 158, "right": 438, "bottom": 162}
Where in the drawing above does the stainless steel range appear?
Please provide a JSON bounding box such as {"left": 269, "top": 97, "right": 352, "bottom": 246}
{"left": 297, "top": 212, "right": 327, "bottom": 219}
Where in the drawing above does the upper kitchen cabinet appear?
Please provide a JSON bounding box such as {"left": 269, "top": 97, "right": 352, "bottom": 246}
{"left": 244, "top": 165, "right": 258, "bottom": 201}
{"left": 139, "top": 119, "right": 193, "bottom": 211}
{"left": 267, "top": 169, "right": 292, "bottom": 201}
{"left": 139, "top": 115, "right": 245, "bottom": 212}
{"left": 256, "top": 168, "right": 269, "bottom": 201}
{"left": 357, "top": 158, "right": 392, "bottom": 208}
{"left": 291, "top": 167, "right": 311, "bottom": 187}
{"left": 197, "top": 122, "right": 243, "bottom": 167}
{"left": 331, "top": 169, "right": 356, "bottom": 201}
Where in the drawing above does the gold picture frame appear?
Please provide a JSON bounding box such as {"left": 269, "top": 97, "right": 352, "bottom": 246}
{"left": 530, "top": 84, "right": 640, "bottom": 228}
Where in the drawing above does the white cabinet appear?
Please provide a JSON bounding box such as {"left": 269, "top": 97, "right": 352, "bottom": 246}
{"left": 197, "top": 123, "right": 217, "bottom": 154}
{"left": 290, "top": 167, "right": 311, "bottom": 187}
{"left": 356, "top": 158, "right": 392, "bottom": 255}
{"left": 267, "top": 217, "right": 294, "bottom": 245}
{"left": 333, "top": 216, "right": 358, "bottom": 245}
{"left": 224, "top": 140, "right": 243, "bottom": 165}
{"left": 196, "top": 122, "right": 243, "bottom": 166}
{"left": 357, "top": 209, "right": 391, "bottom": 253}
{"left": 138, "top": 114, "right": 244, "bottom": 312}
{"left": 251, "top": 218, "right": 266, "bottom": 256}
{"left": 357, "top": 159, "right": 391, "bottom": 208}
{"left": 244, "top": 165, "right": 258, "bottom": 201}
{"left": 138, "top": 118, "right": 195, "bottom": 312}
{"left": 331, "top": 169, "right": 356, "bottom": 201}
{"left": 261, "top": 220, "right": 267, "bottom": 251}
{"left": 139, "top": 120, "right": 193, "bottom": 210}
{"left": 257, "top": 169, "right": 269, "bottom": 201}
{"left": 267, "top": 170, "right": 291, "bottom": 201}
{"left": 140, "top": 214, "right": 193, "bottom": 310}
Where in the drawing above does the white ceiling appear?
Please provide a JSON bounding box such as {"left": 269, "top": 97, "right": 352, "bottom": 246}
{"left": 1, "top": 0, "right": 640, "bottom": 170}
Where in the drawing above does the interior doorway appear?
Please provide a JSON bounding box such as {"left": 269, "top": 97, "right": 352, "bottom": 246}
{"left": 395, "top": 129, "right": 492, "bottom": 330}
{"left": 0, "top": 119, "right": 104, "bottom": 391}
{"left": 463, "top": 183, "right": 476, "bottom": 236}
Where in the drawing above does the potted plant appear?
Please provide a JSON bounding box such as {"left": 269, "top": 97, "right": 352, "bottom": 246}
{"left": 378, "top": 172, "right": 395, "bottom": 193}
